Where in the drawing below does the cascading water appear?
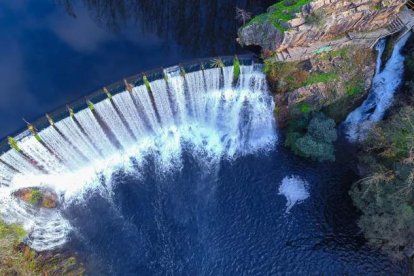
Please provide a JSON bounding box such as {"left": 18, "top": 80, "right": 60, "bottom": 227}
{"left": 0, "top": 61, "right": 277, "bottom": 251}
{"left": 344, "top": 32, "right": 412, "bottom": 142}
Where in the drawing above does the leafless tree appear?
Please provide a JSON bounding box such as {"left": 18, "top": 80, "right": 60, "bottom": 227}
{"left": 235, "top": 7, "right": 251, "bottom": 25}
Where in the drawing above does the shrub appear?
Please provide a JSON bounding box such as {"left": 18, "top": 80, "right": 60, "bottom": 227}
{"left": 233, "top": 56, "right": 241, "bottom": 84}
{"left": 285, "top": 113, "right": 337, "bottom": 161}
{"left": 29, "top": 190, "right": 43, "bottom": 205}
{"left": 295, "top": 135, "right": 335, "bottom": 161}
{"left": 307, "top": 113, "right": 337, "bottom": 143}
{"left": 346, "top": 79, "right": 364, "bottom": 96}
{"left": 305, "top": 11, "right": 323, "bottom": 26}
{"left": 297, "top": 102, "right": 311, "bottom": 113}
{"left": 350, "top": 103, "right": 414, "bottom": 259}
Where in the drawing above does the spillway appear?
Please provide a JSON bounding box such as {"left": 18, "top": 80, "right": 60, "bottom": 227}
{"left": 0, "top": 56, "right": 277, "bottom": 251}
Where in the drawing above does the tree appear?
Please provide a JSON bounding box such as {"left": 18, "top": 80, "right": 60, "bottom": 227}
{"left": 235, "top": 7, "right": 251, "bottom": 25}
{"left": 350, "top": 103, "right": 414, "bottom": 259}
{"left": 287, "top": 112, "right": 337, "bottom": 162}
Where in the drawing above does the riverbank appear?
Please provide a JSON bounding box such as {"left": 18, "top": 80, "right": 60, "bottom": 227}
{"left": 238, "top": 0, "right": 414, "bottom": 260}
{"left": 349, "top": 33, "right": 414, "bottom": 259}
{"left": 0, "top": 218, "right": 84, "bottom": 275}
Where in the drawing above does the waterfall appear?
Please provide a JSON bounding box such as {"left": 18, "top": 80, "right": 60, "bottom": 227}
{"left": 0, "top": 61, "right": 277, "bottom": 251}
{"left": 344, "top": 32, "right": 412, "bottom": 142}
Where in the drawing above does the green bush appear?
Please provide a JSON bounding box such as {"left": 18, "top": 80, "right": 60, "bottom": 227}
{"left": 346, "top": 78, "right": 364, "bottom": 96}
{"left": 350, "top": 103, "right": 414, "bottom": 259}
{"left": 29, "top": 190, "right": 43, "bottom": 205}
{"left": 295, "top": 135, "right": 335, "bottom": 161}
{"left": 297, "top": 102, "right": 311, "bottom": 113}
{"left": 247, "top": 0, "right": 312, "bottom": 31}
{"left": 233, "top": 56, "right": 241, "bottom": 84}
{"left": 307, "top": 113, "right": 337, "bottom": 143}
{"left": 285, "top": 113, "right": 337, "bottom": 161}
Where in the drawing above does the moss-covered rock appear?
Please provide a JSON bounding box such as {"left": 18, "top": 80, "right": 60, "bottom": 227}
{"left": 14, "top": 187, "right": 58, "bottom": 209}
{"left": 238, "top": 0, "right": 406, "bottom": 53}
{"left": 269, "top": 45, "right": 375, "bottom": 126}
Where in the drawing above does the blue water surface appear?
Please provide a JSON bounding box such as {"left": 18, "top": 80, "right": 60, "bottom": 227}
{"left": 0, "top": 0, "right": 271, "bottom": 138}
{"left": 64, "top": 143, "right": 409, "bottom": 275}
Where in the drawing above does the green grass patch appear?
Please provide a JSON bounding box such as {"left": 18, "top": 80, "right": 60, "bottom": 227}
{"left": 247, "top": 0, "right": 312, "bottom": 31}
{"left": 346, "top": 79, "right": 364, "bottom": 96}
{"left": 316, "top": 47, "right": 350, "bottom": 61}
{"left": 29, "top": 190, "right": 43, "bottom": 205}
{"left": 302, "top": 72, "right": 338, "bottom": 86}
{"left": 264, "top": 58, "right": 339, "bottom": 93}
{"left": 0, "top": 220, "right": 26, "bottom": 240}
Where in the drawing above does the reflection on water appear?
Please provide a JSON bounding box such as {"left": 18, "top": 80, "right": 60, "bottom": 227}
{"left": 0, "top": 0, "right": 271, "bottom": 138}
{"left": 58, "top": 0, "right": 273, "bottom": 54}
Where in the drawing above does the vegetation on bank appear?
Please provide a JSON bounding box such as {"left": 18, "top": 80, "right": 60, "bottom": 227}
{"left": 264, "top": 46, "right": 371, "bottom": 99}
{"left": 264, "top": 45, "right": 374, "bottom": 161}
{"left": 247, "top": 0, "right": 312, "bottom": 31}
{"left": 349, "top": 41, "right": 414, "bottom": 259}
{"left": 285, "top": 112, "right": 337, "bottom": 161}
{"left": 264, "top": 59, "right": 339, "bottom": 92}
{"left": 0, "top": 218, "right": 85, "bottom": 275}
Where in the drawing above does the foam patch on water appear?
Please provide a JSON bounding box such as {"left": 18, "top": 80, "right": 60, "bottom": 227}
{"left": 279, "top": 176, "right": 309, "bottom": 213}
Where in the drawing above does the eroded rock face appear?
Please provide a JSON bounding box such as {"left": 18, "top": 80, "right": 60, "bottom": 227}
{"left": 14, "top": 188, "right": 58, "bottom": 209}
{"left": 238, "top": 0, "right": 406, "bottom": 52}
{"left": 237, "top": 21, "right": 283, "bottom": 51}
{"left": 272, "top": 47, "right": 376, "bottom": 126}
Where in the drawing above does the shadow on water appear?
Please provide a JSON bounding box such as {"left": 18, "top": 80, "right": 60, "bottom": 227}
{"left": 58, "top": 0, "right": 273, "bottom": 56}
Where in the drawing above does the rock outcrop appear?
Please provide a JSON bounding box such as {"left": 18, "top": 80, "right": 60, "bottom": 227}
{"left": 14, "top": 187, "right": 58, "bottom": 209}
{"left": 270, "top": 45, "right": 376, "bottom": 125}
{"left": 238, "top": 0, "right": 407, "bottom": 55}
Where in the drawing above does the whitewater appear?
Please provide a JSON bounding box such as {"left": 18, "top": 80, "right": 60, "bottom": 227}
{"left": 0, "top": 62, "right": 277, "bottom": 251}
{"left": 345, "top": 32, "right": 412, "bottom": 141}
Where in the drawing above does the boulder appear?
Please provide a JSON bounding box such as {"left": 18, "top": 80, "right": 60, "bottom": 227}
{"left": 288, "top": 17, "right": 306, "bottom": 28}
{"left": 14, "top": 187, "right": 58, "bottom": 208}
{"left": 238, "top": 21, "right": 283, "bottom": 51}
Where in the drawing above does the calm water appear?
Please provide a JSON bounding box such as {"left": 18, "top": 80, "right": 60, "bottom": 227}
{"left": 0, "top": 0, "right": 409, "bottom": 275}
{"left": 0, "top": 0, "right": 271, "bottom": 138}
{"left": 64, "top": 143, "right": 409, "bottom": 275}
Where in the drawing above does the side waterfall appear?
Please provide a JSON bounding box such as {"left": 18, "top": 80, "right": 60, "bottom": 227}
{"left": 344, "top": 32, "right": 412, "bottom": 142}
{"left": 0, "top": 58, "right": 277, "bottom": 251}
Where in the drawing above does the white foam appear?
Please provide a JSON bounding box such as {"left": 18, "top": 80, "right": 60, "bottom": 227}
{"left": 279, "top": 176, "right": 309, "bottom": 213}
{"left": 0, "top": 64, "right": 277, "bottom": 251}
{"left": 345, "top": 32, "right": 412, "bottom": 142}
